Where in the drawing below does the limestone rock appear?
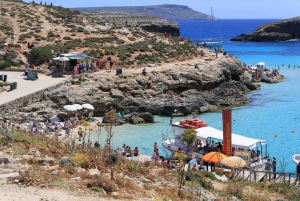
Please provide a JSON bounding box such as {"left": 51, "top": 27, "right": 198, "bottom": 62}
{"left": 58, "top": 156, "right": 73, "bottom": 168}
{"left": 37, "top": 156, "right": 55, "bottom": 166}
{"left": 27, "top": 147, "right": 40, "bottom": 157}
{"left": 88, "top": 168, "right": 100, "bottom": 176}
{"left": 110, "top": 89, "right": 124, "bottom": 100}
{"left": 0, "top": 158, "right": 10, "bottom": 164}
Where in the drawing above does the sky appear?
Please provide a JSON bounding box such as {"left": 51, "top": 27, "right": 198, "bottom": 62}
{"left": 24, "top": 0, "right": 300, "bottom": 19}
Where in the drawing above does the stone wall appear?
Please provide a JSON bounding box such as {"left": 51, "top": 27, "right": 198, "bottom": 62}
{"left": 0, "top": 82, "right": 66, "bottom": 121}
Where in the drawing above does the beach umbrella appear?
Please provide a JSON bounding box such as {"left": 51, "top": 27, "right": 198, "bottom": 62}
{"left": 202, "top": 152, "right": 227, "bottom": 163}
{"left": 249, "top": 66, "right": 257, "bottom": 69}
{"left": 73, "top": 104, "right": 83, "bottom": 110}
{"left": 220, "top": 156, "right": 247, "bottom": 168}
{"left": 64, "top": 105, "right": 77, "bottom": 111}
{"left": 82, "top": 103, "right": 94, "bottom": 110}
{"left": 257, "top": 62, "right": 265, "bottom": 66}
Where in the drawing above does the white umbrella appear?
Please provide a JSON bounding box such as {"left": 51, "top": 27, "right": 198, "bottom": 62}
{"left": 64, "top": 105, "right": 77, "bottom": 111}
{"left": 73, "top": 104, "right": 83, "bottom": 110}
{"left": 58, "top": 57, "right": 70, "bottom": 61}
{"left": 249, "top": 66, "right": 257, "bottom": 69}
{"left": 257, "top": 62, "right": 265, "bottom": 66}
{"left": 82, "top": 103, "right": 94, "bottom": 110}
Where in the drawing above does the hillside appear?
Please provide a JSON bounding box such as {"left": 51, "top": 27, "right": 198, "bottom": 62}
{"left": 72, "top": 4, "right": 212, "bottom": 21}
{"left": 231, "top": 16, "right": 300, "bottom": 42}
{"left": 0, "top": 1, "right": 189, "bottom": 70}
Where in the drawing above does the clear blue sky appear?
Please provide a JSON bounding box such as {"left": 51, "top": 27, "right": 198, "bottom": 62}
{"left": 24, "top": 0, "right": 300, "bottom": 19}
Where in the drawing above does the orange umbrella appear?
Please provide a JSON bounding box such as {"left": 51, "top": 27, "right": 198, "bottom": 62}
{"left": 202, "top": 152, "right": 227, "bottom": 163}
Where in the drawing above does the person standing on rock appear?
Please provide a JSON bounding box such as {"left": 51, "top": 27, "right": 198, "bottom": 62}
{"left": 109, "top": 60, "right": 114, "bottom": 72}
{"left": 10, "top": 33, "right": 14, "bottom": 44}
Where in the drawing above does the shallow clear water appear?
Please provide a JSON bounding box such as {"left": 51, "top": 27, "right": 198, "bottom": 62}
{"left": 90, "top": 20, "right": 300, "bottom": 173}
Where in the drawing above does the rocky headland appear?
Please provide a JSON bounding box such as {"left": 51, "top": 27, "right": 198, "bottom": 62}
{"left": 88, "top": 12, "right": 180, "bottom": 36}
{"left": 231, "top": 16, "right": 300, "bottom": 42}
{"left": 73, "top": 4, "right": 212, "bottom": 21}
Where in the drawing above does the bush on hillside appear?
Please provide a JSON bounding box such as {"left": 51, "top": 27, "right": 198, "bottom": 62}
{"left": 0, "top": 61, "right": 11, "bottom": 70}
{"left": 30, "top": 46, "right": 54, "bottom": 66}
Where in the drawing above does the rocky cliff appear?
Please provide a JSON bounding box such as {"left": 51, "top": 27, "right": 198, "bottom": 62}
{"left": 89, "top": 12, "right": 180, "bottom": 36}
{"left": 1, "top": 53, "right": 261, "bottom": 124}
{"left": 73, "top": 4, "right": 212, "bottom": 21}
{"left": 231, "top": 17, "right": 300, "bottom": 42}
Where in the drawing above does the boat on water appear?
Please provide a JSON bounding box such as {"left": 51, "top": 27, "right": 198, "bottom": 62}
{"left": 197, "top": 7, "right": 223, "bottom": 48}
{"left": 286, "top": 38, "right": 299, "bottom": 42}
{"left": 292, "top": 154, "right": 300, "bottom": 164}
{"left": 162, "top": 119, "right": 269, "bottom": 169}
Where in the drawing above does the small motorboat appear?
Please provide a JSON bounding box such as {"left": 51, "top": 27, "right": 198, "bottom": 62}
{"left": 292, "top": 154, "right": 300, "bottom": 164}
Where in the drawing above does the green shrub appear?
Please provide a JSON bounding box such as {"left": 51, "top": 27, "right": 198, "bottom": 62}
{"left": 0, "top": 61, "right": 11, "bottom": 70}
{"left": 30, "top": 46, "right": 54, "bottom": 65}
{"left": 77, "top": 27, "right": 85, "bottom": 32}
{"left": 63, "top": 36, "right": 72, "bottom": 40}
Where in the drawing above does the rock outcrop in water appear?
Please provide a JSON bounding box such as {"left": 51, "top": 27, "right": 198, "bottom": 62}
{"left": 231, "top": 17, "right": 300, "bottom": 42}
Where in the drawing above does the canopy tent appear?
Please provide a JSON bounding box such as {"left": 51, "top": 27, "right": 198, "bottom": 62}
{"left": 257, "top": 62, "right": 265, "bottom": 66}
{"left": 58, "top": 57, "right": 70, "bottom": 61}
{"left": 52, "top": 57, "right": 61, "bottom": 60}
{"left": 67, "top": 56, "right": 86, "bottom": 60}
{"left": 194, "top": 126, "right": 266, "bottom": 149}
{"left": 53, "top": 53, "right": 90, "bottom": 61}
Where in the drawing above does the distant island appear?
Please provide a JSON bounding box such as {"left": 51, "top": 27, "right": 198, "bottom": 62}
{"left": 231, "top": 16, "right": 300, "bottom": 42}
{"left": 72, "top": 4, "right": 212, "bottom": 21}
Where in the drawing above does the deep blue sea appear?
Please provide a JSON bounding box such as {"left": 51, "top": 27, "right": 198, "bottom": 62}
{"left": 90, "top": 19, "right": 300, "bottom": 173}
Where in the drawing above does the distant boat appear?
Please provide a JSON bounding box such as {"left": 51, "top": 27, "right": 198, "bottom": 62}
{"left": 292, "top": 154, "right": 300, "bottom": 164}
{"left": 286, "top": 39, "right": 299, "bottom": 42}
{"left": 197, "top": 7, "right": 223, "bottom": 47}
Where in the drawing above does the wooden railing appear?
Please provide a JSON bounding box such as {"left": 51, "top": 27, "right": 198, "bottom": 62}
{"left": 232, "top": 168, "right": 287, "bottom": 183}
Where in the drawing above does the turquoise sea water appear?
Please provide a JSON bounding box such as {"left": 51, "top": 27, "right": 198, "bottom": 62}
{"left": 90, "top": 20, "right": 300, "bottom": 173}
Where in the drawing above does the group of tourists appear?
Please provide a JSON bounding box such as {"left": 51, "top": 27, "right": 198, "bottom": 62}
{"left": 73, "top": 60, "right": 114, "bottom": 74}
{"left": 39, "top": 1, "right": 53, "bottom": 6}
{"left": 118, "top": 144, "right": 140, "bottom": 157}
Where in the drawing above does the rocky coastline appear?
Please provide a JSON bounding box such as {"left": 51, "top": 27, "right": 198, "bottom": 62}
{"left": 1, "top": 52, "right": 283, "bottom": 125}
{"left": 231, "top": 16, "right": 300, "bottom": 42}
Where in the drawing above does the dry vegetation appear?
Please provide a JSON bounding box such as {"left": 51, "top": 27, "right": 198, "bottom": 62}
{"left": 0, "top": 125, "right": 299, "bottom": 201}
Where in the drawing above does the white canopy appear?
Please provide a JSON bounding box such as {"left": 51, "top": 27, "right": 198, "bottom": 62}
{"left": 82, "top": 103, "right": 94, "bottom": 110}
{"left": 58, "top": 57, "right": 70, "bottom": 61}
{"left": 52, "top": 57, "right": 61, "bottom": 60}
{"left": 194, "top": 126, "right": 266, "bottom": 149}
{"left": 257, "top": 62, "right": 265, "bottom": 66}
